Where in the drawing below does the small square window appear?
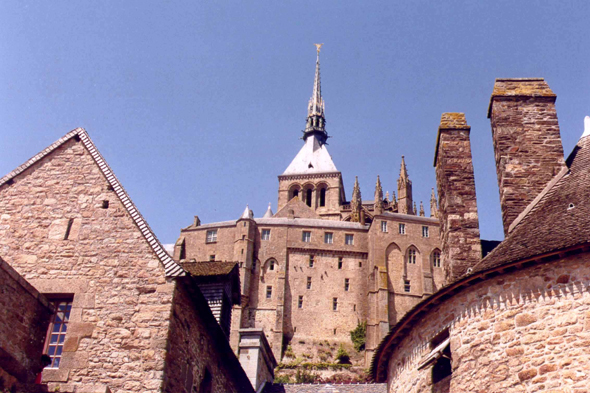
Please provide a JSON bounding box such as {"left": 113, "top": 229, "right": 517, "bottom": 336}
{"left": 302, "top": 231, "right": 311, "bottom": 242}
{"left": 307, "top": 277, "right": 312, "bottom": 290}
{"left": 399, "top": 224, "right": 406, "bottom": 235}
{"left": 345, "top": 234, "right": 354, "bottom": 245}
{"left": 344, "top": 278, "right": 350, "bottom": 291}
{"left": 266, "top": 286, "right": 272, "bottom": 299}
{"left": 422, "top": 226, "right": 429, "bottom": 238}
{"left": 333, "top": 297, "right": 338, "bottom": 311}
{"left": 261, "top": 229, "right": 271, "bottom": 240}
{"left": 324, "top": 232, "right": 333, "bottom": 244}
{"left": 206, "top": 229, "right": 218, "bottom": 243}
{"left": 381, "top": 221, "right": 387, "bottom": 232}
{"left": 404, "top": 280, "right": 411, "bottom": 292}
{"left": 209, "top": 255, "right": 215, "bottom": 261}
{"left": 298, "top": 296, "right": 303, "bottom": 309}
{"left": 309, "top": 255, "right": 315, "bottom": 268}
{"left": 338, "top": 257, "right": 343, "bottom": 269}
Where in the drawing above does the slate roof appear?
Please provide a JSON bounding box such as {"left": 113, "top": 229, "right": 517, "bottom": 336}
{"left": 185, "top": 217, "right": 368, "bottom": 231}
{"left": 265, "top": 383, "right": 387, "bottom": 393}
{"left": 282, "top": 135, "right": 339, "bottom": 175}
{"left": 0, "top": 128, "right": 185, "bottom": 277}
{"left": 181, "top": 261, "right": 238, "bottom": 277}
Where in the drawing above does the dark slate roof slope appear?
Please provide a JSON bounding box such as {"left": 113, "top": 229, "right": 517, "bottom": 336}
{"left": 181, "top": 261, "right": 238, "bottom": 277}
{"left": 472, "top": 133, "right": 590, "bottom": 273}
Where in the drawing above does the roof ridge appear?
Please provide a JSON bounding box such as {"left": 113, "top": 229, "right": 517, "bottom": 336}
{"left": 0, "top": 128, "right": 185, "bottom": 277}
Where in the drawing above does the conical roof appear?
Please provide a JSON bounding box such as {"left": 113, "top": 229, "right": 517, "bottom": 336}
{"left": 282, "top": 135, "right": 338, "bottom": 175}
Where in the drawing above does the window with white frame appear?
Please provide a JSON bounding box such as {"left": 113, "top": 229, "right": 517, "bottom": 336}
{"left": 345, "top": 234, "right": 354, "bottom": 245}
{"left": 422, "top": 226, "right": 429, "bottom": 238}
{"left": 432, "top": 251, "right": 441, "bottom": 268}
{"left": 381, "top": 221, "right": 387, "bottom": 232}
{"left": 399, "top": 223, "right": 406, "bottom": 235}
{"left": 206, "top": 229, "right": 217, "bottom": 243}
{"left": 261, "top": 229, "right": 271, "bottom": 240}
{"left": 302, "top": 231, "right": 311, "bottom": 242}
{"left": 404, "top": 280, "right": 411, "bottom": 292}
{"left": 324, "top": 232, "right": 333, "bottom": 244}
{"left": 408, "top": 249, "right": 417, "bottom": 264}
{"left": 44, "top": 299, "right": 73, "bottom": 368}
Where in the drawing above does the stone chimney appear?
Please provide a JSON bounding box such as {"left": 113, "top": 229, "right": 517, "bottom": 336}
{"left": 238, "top": 328, "right": 277, "bottom": 392}
{"left": 434, "top": 113, "right": 482, "bottom": 283}
{"left": 488, "top": 78, "right": 565, "bottom": 235}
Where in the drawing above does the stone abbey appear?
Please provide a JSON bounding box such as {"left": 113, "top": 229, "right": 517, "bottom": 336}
{"left": 173, "top": 48, "right": 445, "bottom": 365}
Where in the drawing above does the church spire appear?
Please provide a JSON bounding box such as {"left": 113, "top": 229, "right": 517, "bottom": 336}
{"left": 304, "top": 44, "right": 329, "bottom": 145}
{"left": 350, "top": 176, "right": 363, "bottom": 222}
{"left": 374, "top": 175, "right": 384, "bottom": 215}
{"left": 397, "top": 156, "right": 413, "bottom": 214}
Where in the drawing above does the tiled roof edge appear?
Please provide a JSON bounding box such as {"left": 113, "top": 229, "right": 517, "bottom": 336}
{"left": 0, "top": 128, "right": 185, "bottom": 277}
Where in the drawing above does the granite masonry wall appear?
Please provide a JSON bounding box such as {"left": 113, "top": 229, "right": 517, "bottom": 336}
{"left": 434, "top": 113, "right": 481, "bottom": 284}
{"left": 0, "top": 257, "right": 53, "bottom": 390}
{"left": 386, "top": 253, "right": 590, "bottom": 393}
{"left": 488, "top": 78, "right": 565, "bottom": 235}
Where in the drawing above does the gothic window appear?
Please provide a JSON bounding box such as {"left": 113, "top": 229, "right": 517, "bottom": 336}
{"left": 44, "top": 299, "right": 73, "bottom": 368}
{"left": 399, "top": 223, "right": 406, "bottom": 235}
{"left": 266, "top": 286, "right": 272, "bottom": 299}
{"left": 422, "top": 226, "right": 429, "bottom": 238}
{"left": 298, "top": 296, "right": 303, "bottom": 309}
{"left": 306, "top": 189, "right": 312, "bottom": 207}
{"left": 206, "top": 229, "right": 217, "bottom": 243}
{"left": 381, "top": 221, "right": 387, "bottom": 232}
{"left": 319, "top": 188, "right": 326, "bottom": 207}
{"left": 324, "top": 232, "right": 333, "bottom": 244}
{"left": 309, "top": 255, "right": 315, "bottom": 268}
{"left": 338, "top": 257, "right": 343, "bottom": 269}
{"left": 261, "top": 229, "right": 271, "bottom": 240}
{"left": 344, "top": 278, "right": 350, "bottom": 291}
{"left": 302, "top": 231, "right": 311, "bottom": 243}
{"left": 332, "top": 297, "right": 338, "bottom": 311}
{"left": 408, "top": 249, "right": 417, "bottom": 264}
{"left": 432, "top": 250, "right": 441, "bottom": 268}
{"left": 307, "top": 277, "right": 312, "bottom": 289}
{"left": 345, "top": 234, "right": 354, "bottom": 245}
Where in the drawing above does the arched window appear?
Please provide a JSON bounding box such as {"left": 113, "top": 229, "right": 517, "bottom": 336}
{"left": 408, "top": 249, "right": 417, "bottom": 264}
{"left": 293, "top": 189, "right": 299, "bottom": 199}
{"left": 306, "top": 189, "right": 312, "bottom": 207}
{"left": 432, "top": 250, "right": 441, "bottom": 268}
{"left": 319, "top": 188, "right": 326, "bottom": 207}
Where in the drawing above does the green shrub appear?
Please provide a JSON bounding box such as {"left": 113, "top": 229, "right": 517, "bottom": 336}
{"left": 295, "top": 369, "right": 318, "bottom": 383}
{"left": 350, "top": 321, "right": 367, "bottom": 352}
{"left": 335, "top": 344, "right": 350, "bottom": 364}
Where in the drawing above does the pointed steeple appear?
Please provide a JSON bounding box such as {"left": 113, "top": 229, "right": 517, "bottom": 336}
{"left": 397, "top": 156, "right": 413, "bottom": 214}
{"left": 413, "top": 202, "right": 417, "bottom": 216}
{"left": 350, "top": 176, "right": 362, "bottom": 222}
{"left": 303, "top": 44, "right": 329, "bottom": 145}
{"left": 374, "top": 175, "right": 384, "bottom": 215}
{"left": 263, "top": 203, "right": 274, "bottom": 218}
{"left": 240, "top": 205, "right": 253, "bottom": 220}
{"left": 430, "top": 188, "right": 438, "bottom": 218}
{"left": 419, "top": 201, "right": 425, "bottom": 217}
{"left": 385, "top": 191, "right": 390, "bottom": 202}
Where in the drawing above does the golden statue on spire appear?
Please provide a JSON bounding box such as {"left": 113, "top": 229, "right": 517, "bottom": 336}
{"left": 314, "top": 43, "right": 323, "bottom": 54}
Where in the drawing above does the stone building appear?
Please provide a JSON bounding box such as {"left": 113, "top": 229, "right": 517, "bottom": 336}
{"left": 371, "top": 79, "right": 590, "bottom": 392}
{"left": 0, "top": 129, "right": 255, "bottom": 392}
{"left": 174, "top": 48, "right": 446, "bottom": 366}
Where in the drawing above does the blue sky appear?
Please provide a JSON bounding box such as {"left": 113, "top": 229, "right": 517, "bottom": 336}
{"left": 1, "top": 1, "right": 589, "bottom": 244}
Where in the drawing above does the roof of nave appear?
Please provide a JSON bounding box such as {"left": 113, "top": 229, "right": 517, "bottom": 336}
{"left": 370, "top": 119, "right": 590, "bottom": 382}
{"left": 0, "top": 128, "right": 185, "bottom": 277}
{"left": 282, "top": 135, "right": 339, "bottom": 176}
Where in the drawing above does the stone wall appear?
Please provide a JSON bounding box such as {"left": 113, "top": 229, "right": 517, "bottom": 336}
{"left": 434, "top": 113, "right": 481, "bottom": 283}
{"left": 0, "top": 256, "right": 52, "bottom": 390}
{"left": 386, "top": 253, "right": 590, "bottom": 393}
{"left": 163, "top": 278, "right": 254, "bottom": 393}
{"left": 488, "top": 78, "right": 565, "bottom": 235}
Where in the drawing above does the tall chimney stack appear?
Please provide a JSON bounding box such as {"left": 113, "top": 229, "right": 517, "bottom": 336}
{"left": 434, "top": 113, "right": 481, "bottom": 283}
{"left": 488, "top": 78, "right": 565, "bottom": 235}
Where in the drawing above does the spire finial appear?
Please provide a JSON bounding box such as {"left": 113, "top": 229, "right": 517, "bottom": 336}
{"left": 304, "top": 44, "right": 328, "bottom": 145}
{"left": 351, "top": 176, "right": 362, "bottom": 222}
{"left": 419, "top": 201, "right": 425, "bottom": 217}
{"left": 314, "top": 43, "right": 323, "bottom": 54}
{"left": 374, "top": 175, "right": 384, "bottom": 214}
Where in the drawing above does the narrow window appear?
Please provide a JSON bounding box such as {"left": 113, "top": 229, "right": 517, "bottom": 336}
{"left": 306, "top": 189, "right": 312, "bottom": 207}
{"left": 319, "top": 188, "right": 326, "bottom": 207}
{"left": 324, "top": 232, "right": 333, "bottom": 244}
{"left": 64, "top": 218, "right": 74, "bottom": 240}
{"left": 101, "top": 200, "right": 109, "bottom": 209}
{"left": 381, "top": 221, "right": 387, "bottom": 232}
{"left": 345, "top": 234, "right": 354, "bottom": 245}
{"left": 333, "top": 328, "right": 337, "bottom": 335}
{"left": 399, "top": 223, "right": 405, "bottom": 235}
{"left": 294, "top": 327, "right": 297, "bottom": 332}
{"left": 298, "top": 296, "right": 303, "bottom": 309}
{"left": 422, "top": 226, "right": 429, "bottom": 238}
{"left": 431, "top": 329, "right": 452, "bottom": 383}
{"left": 293, "top": 189, "right": 299, "bottom": 199}
{"left": 333, "top": 298, "right": 338, "bottom": 311}
{"left": 404, "top": 280, "right": 411, "bottom": 292}
{"left": 344, "top": 278, "right": 350, "bottom": 291}
{"left": 408, "top": 249, "right": 416, "bottom": 264}
{"left": 44, "top": 299, "right": 73, "bottom": 368}
{"left": 307, "top": 277, "right": 312, "bottom": 290}
{"left": 241, "top": 249, "right": 244, "bottom": 255}
{"left": 261, "top": 229, "right": 271, "bottom": 240}
{"left": 302, "top": 231, "right": 311, "bottom": 243}
{"left": 309, "top": 255, "right": 314, "bottom": 268}
{"left": 242, "top": 235, "right": 245, "bottom": 240}
{"left": 338, "top": 257, "right": 343, "bottom": 269}
{"left": 358, "top": 261, "right": 362, "bottom": 268}
{"left": 433, "top": 251, "right": 441, "bottom": 268}
{"left": 269, "top": 260, "right": 275, "bottom": 271}
{"left": 179, "top": 242, "right": 186, "bottom": 260}
{"left": 209, "top": 255, "right": 215, "bottom": 261}
{"left": 243, "top": 222, "right": 247, "bottom": 227}
{"left": 353, "top": 304, "right": 356, "bottom": 311}
{"left": 206, "top": 229, "right": 217, "bottom": 243}
{"left": 266, "top": 286, "right": 272, "bottom": 299}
